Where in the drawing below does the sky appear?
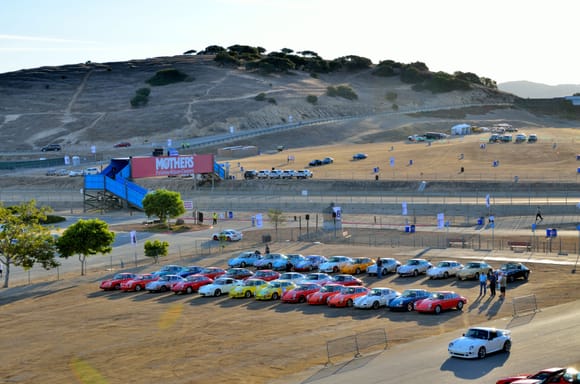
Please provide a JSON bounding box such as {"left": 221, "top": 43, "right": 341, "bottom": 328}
{"left": 1, "top": 0, "right": 578, "bottom": 85}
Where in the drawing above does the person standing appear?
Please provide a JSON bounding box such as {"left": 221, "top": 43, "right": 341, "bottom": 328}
{"left": 499, "top": 272, "right": 507, "bottom": 300}
{"left": 375, "top": 257, "right": 383, "bottom": 279}
{"left": 212, "top": 212, "right": 218, "bottom": 225}
{"left": 535, "top": 206, "right": 543, "bottom": 223}
{"left": 488, "top": 271, "right": 497, "bottom": 297}
{"left": 479, "top": 272, "right": 488, "bottom": 296}
{"left": 265, "top": 244, "right": 270, "bottom": 255}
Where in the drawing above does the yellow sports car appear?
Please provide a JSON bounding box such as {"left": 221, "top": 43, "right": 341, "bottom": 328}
{"left": 229, "top": 279, "right": 268, "bottom": 298}
{"left": 255, "top": 281, "right": 297, "bottom": 300}
{"left": 340, "top": 257, "right": 375, "bottom": 275}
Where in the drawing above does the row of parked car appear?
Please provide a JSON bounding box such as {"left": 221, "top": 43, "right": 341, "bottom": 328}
{"left": 244, "top": 169, "right": 313, "bottom": 180}
{"left": 225, "top": 251, "right": 531, "bottom": 283}
{"left": 46, "top": 167, "right": 100, "bottom": 177}
{"left": 489, "top": 133, "right": 537, "bottom": 143}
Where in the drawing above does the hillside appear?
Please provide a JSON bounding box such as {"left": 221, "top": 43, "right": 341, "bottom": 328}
{"left": 499, "top": 80, "right": 580, "bottom": 98}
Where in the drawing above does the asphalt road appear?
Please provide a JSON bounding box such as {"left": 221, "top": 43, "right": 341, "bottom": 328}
{"left": 299, "top": 299, "right": 580, "bottom": 384}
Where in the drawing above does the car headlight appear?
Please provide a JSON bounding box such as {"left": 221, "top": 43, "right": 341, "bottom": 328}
{"left": 469, "top": 345, "right": 474, "bottom": 351}
{"left": 448, "top": 342, "right": 454, "bottom": 348}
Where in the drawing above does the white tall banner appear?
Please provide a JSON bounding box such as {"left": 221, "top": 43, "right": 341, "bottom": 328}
{"left": 485, "top": 194, "right": 490, "bottom": 208}
{"left": 130, "top": 230, "right": 137, "bottom": 246}
{"left": 437, "top": 213, "right": 445, "bottom": 229}
{"left": 402, "top": 202, "right": 408, "bottom": 216}
{"left": 255, "top": 213, "right": 263, "bottom": 228}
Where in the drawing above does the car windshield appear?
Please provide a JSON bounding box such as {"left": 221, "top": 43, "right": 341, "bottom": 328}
{"left": 215, "top": 280, "right": 228, "bottom": 285}
{"left": 407, "top": 260, "right": 418, "bottom": 265}
{"left": 270, "top": 282, "right": 281, "bottom": 288}
{"left": 187, "top": 276, "right": 203, "bottom": 281}
{"left": 465, "top": 263, "right": 479, "bottom": 268}
{"left": 328, "top": 257, "right": 343, "bottom": 262}
{"left": 402, "top": 290, "right": 417, "bottom": 297}
{"left": 370, "top": 289, "right": 382, "bottom": 296}
{"left": 437, "top": 262, "right": 449, "bottom": 267}
{"left": 465, "top": 329, "right": 487, "bottom": 339}
{"left": 342, "top": 287, "right": 356, "bottom": 294}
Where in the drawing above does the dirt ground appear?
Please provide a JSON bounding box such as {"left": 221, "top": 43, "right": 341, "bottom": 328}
{"left": 1, "top": 225, "right": 579, "bottom": 384}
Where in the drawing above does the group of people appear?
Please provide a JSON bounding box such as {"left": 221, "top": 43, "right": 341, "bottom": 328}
{"left": 479, "top": 271, "right": 507, "bottom": 300}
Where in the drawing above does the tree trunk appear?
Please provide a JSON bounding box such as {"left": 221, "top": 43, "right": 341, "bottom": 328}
{"left": 78, "top": 254, "right": 86, "bottom": 276}
{"left": 1, "top": 260, "right": 8, "bottom": 288}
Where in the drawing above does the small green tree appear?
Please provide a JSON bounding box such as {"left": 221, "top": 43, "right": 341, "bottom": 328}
{"left": 0, "top": 201, "right": 59, "bottom": 288}
{"left": 267, "top": 209, "right": 285, "bottom": 239}
{"left": 142, "top": 189, "right": 186, "bottom": 226}
{"left": 144, "top": 239, "right": 169, "bottom": 264}
{"left": 306, "top": 95, "right": 318, "bottom": 104}
{"left": 57, "top": 219, "right": 115, "bottom": 276}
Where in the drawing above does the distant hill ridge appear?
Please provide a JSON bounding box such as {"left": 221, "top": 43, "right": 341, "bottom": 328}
{"left": 499, "top": 80, "right": 580, "bottom": 98}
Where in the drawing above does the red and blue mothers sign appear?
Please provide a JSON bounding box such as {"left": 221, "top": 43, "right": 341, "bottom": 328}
{"left": 131, "top": 154, "right": 214, "bottom": 178}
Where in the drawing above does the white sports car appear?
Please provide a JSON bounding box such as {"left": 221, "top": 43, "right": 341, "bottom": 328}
{"left": 427, "top": 260, "right": 463, "bottom": 279}
{"left": 397, "top": 258, "right": 432, "bottom": 277}
{"left": 212, "top": 229, "right": 243, "bottom": 241}
{"left": 353, "top": 287, "right": 401, "bottom": 309}
{"left": 448, "top": 327, "right": 512, "bottom": 359}
{"left": 319, "top": 256, "right": 353, "bottom": 273}
{"left": 366, "top": 258, "right": 401, "bottom": 276}
{"left": 198, "top": 277, "right": 242, "bottom": 297}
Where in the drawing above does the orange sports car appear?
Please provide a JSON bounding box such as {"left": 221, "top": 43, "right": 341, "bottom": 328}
{"left": 327, "top": 286, "right": 369, "bottom": 307}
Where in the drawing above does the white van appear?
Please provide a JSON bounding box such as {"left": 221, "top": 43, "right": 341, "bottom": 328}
{"left": 84, "top": 167, "right": 99, "bottom": 175}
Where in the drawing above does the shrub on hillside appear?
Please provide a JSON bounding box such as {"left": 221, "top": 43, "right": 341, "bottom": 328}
{"left": 146, "top": 68, "right": 189, "bottom": 86}
{"left": 413, "top": 72, "right": 471, "bottom": 93}
{"left": 255, "top": 93, "right": 267, "bottom": 101}
{"left": 130, "top": 87, "right": 151, "bottom": 108}
{"left": 306, "top": 95, "right": 318, "bottom": 104}
{"left": 214, "top": 52, "right": 240, "bottom": 66}
{"left": 327, "top": 85, "right": 358, "bottom": 100}
{"left": 385, "top": 92, "right": 397, "bottom": 102}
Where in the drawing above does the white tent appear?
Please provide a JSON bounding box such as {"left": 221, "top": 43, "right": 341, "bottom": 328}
{"left": 451, "top": 123, "right": 471, "bottom": 136}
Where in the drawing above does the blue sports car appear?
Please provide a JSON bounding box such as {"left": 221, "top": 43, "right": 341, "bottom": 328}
{"left": 388, "top": 289, "right": 431, "bottom": 312}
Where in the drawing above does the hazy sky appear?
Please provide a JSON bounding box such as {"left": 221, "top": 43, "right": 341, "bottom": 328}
{"left": 1, "top": 0, "right": 577, "bottom": 85}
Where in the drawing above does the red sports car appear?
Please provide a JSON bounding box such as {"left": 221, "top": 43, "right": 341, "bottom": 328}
{"left": 222, "top": 268, "right": 254, "bottom": 280}
{"left": 99, "top": 273, "right": 137, "bottom": 291}
{"left": 307, "top": 283, "right": 343, "bottom": 305}
{"left": 414, "top": 291, "right": 467, "bottom": 314}
{"left": 113, "top": 141, "right": 131, "bottom": 147}
{"left": 496, "top": 367, "right": 577, "bottom": 384}
{"left": 120, "top": 273, "right": 158, "bottom": 292}
{"left": 327, "top": 286, "right": 369, "bottom": 307}
{"left": 282, "top": 283, "right": 321, "bottom": 303}
{"left": 253, "top": 269, "right": 280, "bottom": 282}
{"left": 172, "top": 274, "right": 213, "bottom": 295}
{"left": 331, "top": 274, "right": 363, "bottom": 286}
{"left": 197, "top": 267, "right": 226, "bottom": 280}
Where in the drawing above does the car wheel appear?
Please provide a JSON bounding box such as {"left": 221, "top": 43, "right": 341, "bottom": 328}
{"left": 524, "top": 271, "right": 529, "bottom": 280}
{"left": 474, "top": 272, "right": 480, "bottom": 279}
{"left": 457, "top": 301, "right": 464, "bottom": 310}
{"left": 508, "top": 275, "right": 515, "bottom": 283}
{"left": 503, "top": 340, "right": 511, "bottom": 352}
{"left": 346, "top": 299, "right": 353, "bottom": 307}
{"left": 355, "top": 268, "right": 361, "bottom": 274}
{"left": 478, "top": 347, "right": 486, "bottom": 359}
{"left": 240, "top": 262, "right": 246, "bottom": 268}
{"left": 174, "top": 291, "right": 179, "bottom": 295}
{"left": 381, "top": 268, "right": 387, "bottom": 276}
{"left": 434, "top": 305, "right": 441, "bottom": 314}
{"left": 272, "top": 292, "right": 279, "bottom": 300}
{"left": 267, "top": 263, "right": 273, "bottom": 269}
{"left": 407, "top": 302, "right": 414, "bottom": 312}
{"left": 412, "top": 269, "right": 418, "bottom": 277}
{"left": 443, "top": 272, "right": 449, "bottom": 279}
{"left": 299, "top": 296, "right": 306, "bottom": 303}
{"left": 244, "top": 290, "right": 251, "bottom": 298}
{"left": 214, "top": 289, "right": 222, "bottom": 297}
{"left": 135, "top": 284, "right": 142, "bottom": 292}
{"left": 160, "top": 285, "right": 168, "bottom": 292}
{"left": 457, "top": 275, "right": 462, "bottom": 281}
{"left": 114, "top": 284, "right": 121, "bottom": 290}
{"left": 333, "top": 266, "right": 339, "bottom": 273}
{"left": 213, "top": 236, "right": 218, "bottom": 241}
{"left": 372, "top": 301, "right": 380, "bottom": 310}
{"left": 226, "top": 236, "right": 232, "bottom": 241}
{"left": 186, "top": 287, "right": 193, "bottom": 294}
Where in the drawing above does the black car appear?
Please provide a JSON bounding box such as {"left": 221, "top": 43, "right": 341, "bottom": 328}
{"left": 309, "top": 159, "right": 322, "bottom": 167}
{"left": 244, "top": 170, "right": 258, "bottom": 180}
{"left": 498, "top": 262, "right": 530, "bottom": 283}
{"left": 322, "top": 157, "right": 334, "bottom": 164}
{"left": 41, "top": 143, "right": 61, "bottom": 152}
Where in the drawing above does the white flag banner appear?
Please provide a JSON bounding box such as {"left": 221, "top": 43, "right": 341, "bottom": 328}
{"left": 485, "top": 194, "right": 491, "bottom": 208}
{"left": 255, "top": 213, "right": 263, "bottom": 228}
{"left": 402, "top": 202, "right": 408, "bottom": 216}
{"left": 130, "top": 230, "right": 137, "bottom": 246}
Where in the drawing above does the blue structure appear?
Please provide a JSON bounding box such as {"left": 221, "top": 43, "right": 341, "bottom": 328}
{"left": 83, "top": 158, "right": 227, "bottom": 212}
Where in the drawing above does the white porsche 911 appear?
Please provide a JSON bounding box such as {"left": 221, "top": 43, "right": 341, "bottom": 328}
{"left": 448, "top": 327, "right": 511, "bottom": 359}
